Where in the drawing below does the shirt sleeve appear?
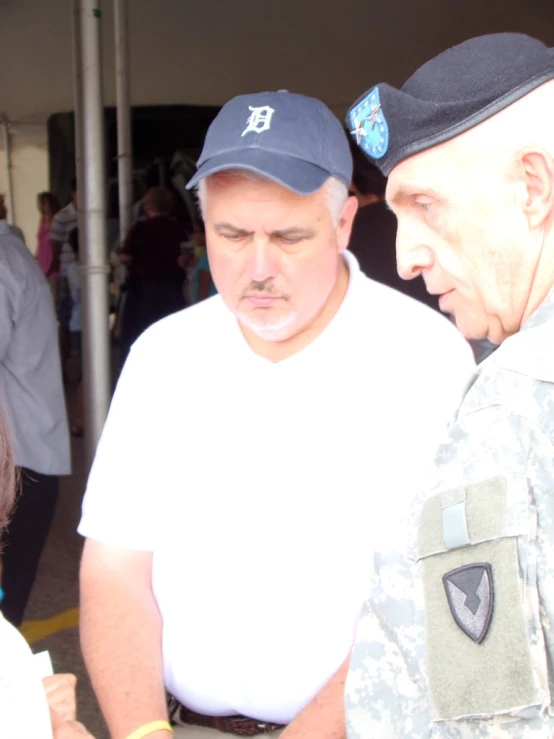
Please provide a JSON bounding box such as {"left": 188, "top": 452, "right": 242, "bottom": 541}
{"left": 78, "top": 333, "right": 172, "bottom": 550}
{"left": 49, "top": 213, "right": 65, "bottom": 243}
{"left": 0, "top": 281, "right": 14, "bottom": 363}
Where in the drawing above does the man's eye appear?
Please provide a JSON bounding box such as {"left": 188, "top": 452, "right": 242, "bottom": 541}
{"left": 416, "top": 201, "right": 432, "bottom": 213}
{"left": 278, "top": 234, "right": 306, "bottom": 245}
{"left": 223, "top": 233, "right": 245, "bottom": 241}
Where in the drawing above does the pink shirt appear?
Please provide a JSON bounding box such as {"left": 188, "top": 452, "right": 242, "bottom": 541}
{"left": 36, "top": 218, "right": 57, "bottom": 278}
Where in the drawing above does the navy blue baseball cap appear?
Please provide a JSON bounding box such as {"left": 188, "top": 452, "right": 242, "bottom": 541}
{"left": 347, "top": 33, "right": 554, "bottom": 176}
{"left": 187, "top": 91, "right": 352, "bottom": 194}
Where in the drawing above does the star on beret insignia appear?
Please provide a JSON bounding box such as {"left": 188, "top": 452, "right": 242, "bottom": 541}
{"left": 348, "top": 87, "right": 389, "bottom": 160}
{"left": 350, "top": 113, "right": 367, "bottom": 144}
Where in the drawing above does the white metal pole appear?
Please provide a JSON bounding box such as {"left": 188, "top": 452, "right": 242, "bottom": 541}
{"left": 71, "top": 0, "right": 85, "bottom": 237}
{"left": 79, "top": 0, "right": 111, "bottom": 467}
{"left": 2, "top": 122, "right": 15, "bottom": 225}
{"left": 114, "top": 0, "right": 133, "bottom": 244}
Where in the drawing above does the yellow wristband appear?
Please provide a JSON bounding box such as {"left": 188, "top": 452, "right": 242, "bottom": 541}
{"left": 125, "top": 720, "right": 173, "bottom": 739}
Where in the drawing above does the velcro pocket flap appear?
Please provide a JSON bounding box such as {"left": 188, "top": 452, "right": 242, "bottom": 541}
{"left": 416, "top": 476, "right": 548, "bottom": 722}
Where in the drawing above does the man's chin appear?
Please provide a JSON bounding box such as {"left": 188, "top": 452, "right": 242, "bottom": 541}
{"left": 236, "top": 310, "right": 299, "bottom": 343}
{"left": 461, "top": 325, "right": 486, "bottom": 341}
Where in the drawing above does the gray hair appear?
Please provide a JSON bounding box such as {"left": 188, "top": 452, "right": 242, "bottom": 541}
{"left": 196, "top": 170, "right": 348, "bottom": 227}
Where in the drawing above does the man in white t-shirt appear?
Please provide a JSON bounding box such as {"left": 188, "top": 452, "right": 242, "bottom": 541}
{"left": 78, "top": 91, "right": 475, "bottom": 739}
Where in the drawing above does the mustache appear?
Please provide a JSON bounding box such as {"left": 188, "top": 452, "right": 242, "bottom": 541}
{"left": 240, "top": 280, "right": 290, "bottom": 299}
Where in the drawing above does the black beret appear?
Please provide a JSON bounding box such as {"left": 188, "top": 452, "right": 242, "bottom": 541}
{"left": 347, "top": 33, "right": 554, "bottom": 176}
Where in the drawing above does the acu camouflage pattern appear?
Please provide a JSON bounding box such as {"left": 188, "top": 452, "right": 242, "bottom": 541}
{"left": 346, "top": 291, "right": 554, "bottom": 738}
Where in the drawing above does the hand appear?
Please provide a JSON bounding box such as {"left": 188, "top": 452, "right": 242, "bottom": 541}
{"left": 43, "top": 673, "right": 77, "bottom": 723}
{"left": 50, "top": 694, "right": 94, "bottom": 738}
{"left": 52, "top": 719, "right": 95, "bottom": 738}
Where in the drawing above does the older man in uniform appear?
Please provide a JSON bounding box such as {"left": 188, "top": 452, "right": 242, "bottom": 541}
{"left": 344, "top": 33, "right": 554, "bottom": 737}
{"left": 78, "top": 91, "right": 474, "bottom": 739}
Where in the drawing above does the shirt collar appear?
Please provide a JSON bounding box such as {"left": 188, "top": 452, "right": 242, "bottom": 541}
{"left": 520, "top": 287, "right": 554, "bottom": 333}
{"left": 486, "top": 287, "right": 554, "bottom": 382}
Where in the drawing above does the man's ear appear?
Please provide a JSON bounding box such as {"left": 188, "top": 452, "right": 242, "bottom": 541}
{"left": 518, "top": 149, "right": 554, "bottom": 229}
{"left": 337, "top": 196, "right": 359, "bottom": 253}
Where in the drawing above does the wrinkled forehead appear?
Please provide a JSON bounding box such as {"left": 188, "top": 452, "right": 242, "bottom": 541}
{"left": 386, "top": 148, "right": 451, "bottom": 203}
{"left": 205, "top": 171, "right": 327, "bottom": 209}
{"left": 386, "top": 127, "right": 495, "bottom": 204}
{"left": 203, "top": 173, "right": 332, "bottom": 232}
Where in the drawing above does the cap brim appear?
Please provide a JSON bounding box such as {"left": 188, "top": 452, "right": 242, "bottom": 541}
{"left": 186, "top": 148, "right": 331, "bottom": 194}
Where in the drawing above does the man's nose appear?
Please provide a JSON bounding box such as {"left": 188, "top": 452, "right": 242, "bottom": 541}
{"left": 248, "top": 236, "right": 278, "bottom": 282}
{"left": 395, "top": 220, "right": 434, "bottom": 280}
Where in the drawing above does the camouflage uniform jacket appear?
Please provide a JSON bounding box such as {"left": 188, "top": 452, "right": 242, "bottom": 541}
{"left": 346, "top": 292, "right": 554, "bottom": 738}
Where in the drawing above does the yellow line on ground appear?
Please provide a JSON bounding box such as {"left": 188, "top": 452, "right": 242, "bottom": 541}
{"left": 20, "top": 606, "right": 80, "bottom": 644}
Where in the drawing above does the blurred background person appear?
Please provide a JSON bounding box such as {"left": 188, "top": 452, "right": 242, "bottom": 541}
{"left": 118, "top": 186, "right": 187, "bottom": 367}
{"left": 36, "top": 191, "right": 61, "bottom": 299}
{"left": 50, "top": 178, "right": 78, "bottom": 374}
{"left": 0, "top": 195, "right": 25, "bottom": 244}
{"left": 66, "top": 228, "right": 84, "bottom": 437}
{"left": 189, "top": 218, "right": 217, "bottom": 304}
{"left": 0, "top": 195, "right": 70, "bottom": 628}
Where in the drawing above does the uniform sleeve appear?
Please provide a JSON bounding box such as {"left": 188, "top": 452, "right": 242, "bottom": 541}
{"left": 78, "top": 333, "right": 172, "bottom": 550}
{"left": 346, "top": 401, "right": 554, "bottom": 736}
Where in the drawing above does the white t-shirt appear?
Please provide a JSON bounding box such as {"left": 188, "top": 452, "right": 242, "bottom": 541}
{"left": 0, "top": 613, "right": 52, "bottom": 738}
{"left": 79, "top": 251, "right": 475, "bottom": 724}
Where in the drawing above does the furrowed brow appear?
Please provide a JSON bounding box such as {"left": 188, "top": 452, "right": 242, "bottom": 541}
{"left": 270, "top": 227, "right": 315, "bottom": 239}
{"left": 213, "top": 222, "right": 251, "bottom": 236}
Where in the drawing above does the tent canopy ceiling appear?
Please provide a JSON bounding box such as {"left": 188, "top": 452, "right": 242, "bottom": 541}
{"left": 2, "top": 0, "right": 554, "bottom": 122}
